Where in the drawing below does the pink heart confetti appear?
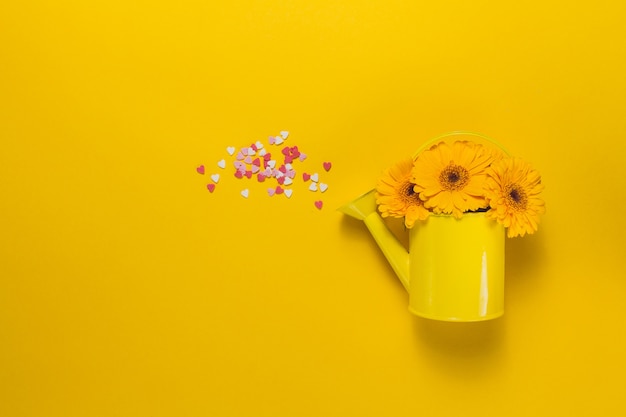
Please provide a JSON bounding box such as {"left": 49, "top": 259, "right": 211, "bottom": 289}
{"left": 269, "top": 136, "right": 276, "bottom": 145}
{"left": 314, "top": 200, "right": 323, "bottom": 210}
{"left": 299, "top": 153, "right": 307, "bottom": 162}
{"left": 267, "top": 188, "right": 276, "bottom": 196}
{"left": 241, "top": 147, "right": 249, "bottom": 156}
{"left": 206, "top": 183, "right": 215, "bottom": 192}
{"left": 323, "top": 162, "right": 332, "bottom": 172}
{"left": 234, "top": 161, "right": 246, "bottom": 170}
{"left": 196, "top": 165, "right": 205, "bottom": 175}
{"left": 251, "top": 165, "right": 260, "bottom": 174}
{"left": 236, "top": 152, "right": 244, "bottom": 161}
{"left": 244, "top": 156, "right": 253, "bottom": 164}
{"left": 302, "top": 172, "right": 311, "bottom": 181}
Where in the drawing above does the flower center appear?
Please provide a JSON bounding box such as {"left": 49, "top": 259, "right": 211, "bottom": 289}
{"left": 505, "top": 183, "right": 528, "bottom": 211}
{"left": 439, "top": 162, "right": 469, "bottom": 191}
{"left": 401, "top": 181, "right": 422, "bottom": 204}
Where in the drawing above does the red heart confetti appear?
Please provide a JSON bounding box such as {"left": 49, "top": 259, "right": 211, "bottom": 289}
{"left": 196, "top": 165, "right": 205, "bottom": 175}
{"left": 302, "top": 172, "right": 310, "bottom": 181}
{"left": 207, "top": 183, "right": 215, "bottom": 192}
{"left": 323, "top": 162, "right": 332, "bottom": 172}
{"left": 314, "top": 200, "right": 323, "bottom": 210}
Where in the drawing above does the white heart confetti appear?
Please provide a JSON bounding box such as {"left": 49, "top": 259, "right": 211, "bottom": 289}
{"left": 319, "top": 183, "right": 328, "bottom": 193}
{"left": 267, "top": 160, "right": 277, "bottom": 169}
{"left": 217, "top": 159, "right": 226, "bottom": 169}
{"left": 280, "top": 131, "right": 289, "bottom": 139}
{"left": 259, "top": 148, "right": 267, "bottom": 156}
{"left": 247, "top": 147, "right": 256, "bottom": 156}
{"left": 284, "top": 189, "right": 293, "bottom": 198}
{"left": 226, "top": 146, "right": 236, "bottom": 156}
{"left": 283, "top": 177, "right": 293, "bottom": 186}
{"left": 310, "top": 173, "right": 319, "bottom": 183}
{"left": 211, "top": 173, "right": 220, "bottom": 183}
{"left": 241, "top": 189, "right": 249, "bottom": 198}
{"left": 255, "top": 141, "right": 264, "bottom": 149}
{"left": 309, "top": 183, "right": 318, "bottom": 192}
{"left": 274, "top": 137, "right": 284, "bottom": 145}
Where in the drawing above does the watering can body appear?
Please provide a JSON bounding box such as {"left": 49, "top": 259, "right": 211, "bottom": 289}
{"left": 341, "top": 190, "right": 505, "bottom": 321}
{"left": 340, "top": 132, "right": 507, "bottom": 322}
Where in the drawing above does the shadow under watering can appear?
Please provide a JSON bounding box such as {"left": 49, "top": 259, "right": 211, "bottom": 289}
{"left": 339, "top": 132, "right": 508, "bottom": 322}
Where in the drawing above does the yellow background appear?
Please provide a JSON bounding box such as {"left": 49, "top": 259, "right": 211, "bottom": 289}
{"left": 2, "top": 1, "right": 626, "bottom": 416}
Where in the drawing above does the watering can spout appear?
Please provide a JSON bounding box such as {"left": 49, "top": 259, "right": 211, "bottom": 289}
{"left": 339, "top": 190, "right": 410, "bottom": 291}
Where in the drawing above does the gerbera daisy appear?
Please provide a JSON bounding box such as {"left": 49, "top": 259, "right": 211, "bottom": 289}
{"left": 484, "top": 157, "right": 545, "bottom": 237}
{"left": 411, "top": 141, "right": 496, "bottom": 218}
{"left": 376, "top": 157, "right": 430, "bottom": 228}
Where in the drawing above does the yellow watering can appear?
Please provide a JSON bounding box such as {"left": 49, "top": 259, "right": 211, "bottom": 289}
{"left": 339, "top": 132, "right": 507, "bottom": 322}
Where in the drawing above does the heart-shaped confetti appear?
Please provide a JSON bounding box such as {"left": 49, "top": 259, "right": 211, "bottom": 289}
{"left": 211, "top": 173, "right": 220, "bottom": 183}
{"left": 302, "top": 172, "right": 311, "bottom": 181}
{"left": 234, "top": 161, "right": 246, "bottom": 170}
{"left": 251, "top": 165, "right": 260, "bottom": 174}
{"left": 284, "top": 189, "right": 293, "bottom": 198}
{"left": 269, "top": 136, "right": 276, "bottom": 145}
{"left": 247, "top": 147, "right": 256, "bottom": 156}
{"left": 217, "top": 159, "right": 226, "bottom": 169}
{"left": 267, "top": 160, "right": 276, "bottom": 169}
{"left": 299, "top": 153, "right": 307, "bottom": 162}
{"left": 314, "top": 200, "right": 323, "bottom": 210}
{"left": 234, "top": 170, "right": 243, "bottom": 179}
{"left": 283, "top": 177, "right": 293, "bottom": 186}
{"left": 259, "top": 148, "right": 267, "bottom": 157}
{"left": 255, "top": 141, "right": 264, "bottom": 149}
{"left": 196, "top": 165, "right": 205, "bottom": 175}
{"left": 275, "top": 186, "right": 284, "bottom": 195}
{"left": 319, "top": 183, "right": 328, "bottom": 193}
{"left": 267, "top": 188, "right": 276, "bottom": 196}
{"left": 252, "top": 158, "right": 261, "bottom": 167}
{"left": 323, "top": 162, "right": 332, "bottom": 172}
{"left": 257, "top": 173, "right": 266, "bottom": 182}
{"left": 236, "top": 151, "right": 245, "bottom": 161}
{"left": 274, "top": 136, "right": 284, "bottom": 145}
{"left": 310, "top": 173, "right": 319, "bottom": 183}
{"left": 309, "top": 183, "right": 318, "bottom": 192}
{"left": 244, "top": 170, "right": 253, "bottom": 179}
{"left": 241, "top": 189, "right": 249, "bottom": 198}
{"left": 244, "top": 156, "right": 253, "bottom": 164}
{"left": 241, "top": 147, "right": 249, "bottom": 156}
{"left": 206, "top": 183, "right": 215, "bottom": 192}
{"left": 227, "top": 146, "right": 236, "bottom": 156}
{"left": 277, "top": 176, "right": 285, "bottom": 185}
{"left": 280, "top": 131, "right": 289, "bottom": 139}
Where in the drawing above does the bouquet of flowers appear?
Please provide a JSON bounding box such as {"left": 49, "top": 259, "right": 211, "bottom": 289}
{"left": 375, "top": 139, "right": 545, "bottom": 237}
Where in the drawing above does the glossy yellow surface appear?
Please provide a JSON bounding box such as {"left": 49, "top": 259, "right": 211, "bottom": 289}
{"left": 3, "top": 1, "right": 626, "bottom": 416}
{"left": 409, "top": 213, "right": 505, "bottom": 321}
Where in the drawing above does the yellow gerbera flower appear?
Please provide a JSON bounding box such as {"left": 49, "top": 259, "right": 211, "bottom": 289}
{"left": 484, "top": 157, "right": 545, "bottom": 238}
{"left": 411, "top": 141, "right": 496, "bottom": 218}
{"left": 376, "top": 157, "right": 430, "bottom": 228}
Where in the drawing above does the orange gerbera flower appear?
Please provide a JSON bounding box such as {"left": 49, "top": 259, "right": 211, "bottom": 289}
{"left": 484, "top": 157, "right": 545, "bottom": 237}
{"left": 411, "top": 141, "right": 496, "bottom": 218}
{"left": 376, "top": 157, "right": 430, "bottom": 228}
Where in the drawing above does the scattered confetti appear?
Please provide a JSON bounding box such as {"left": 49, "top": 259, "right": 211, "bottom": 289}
{"left": 197, "top": 131, "right": 333, "bottom": 210}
